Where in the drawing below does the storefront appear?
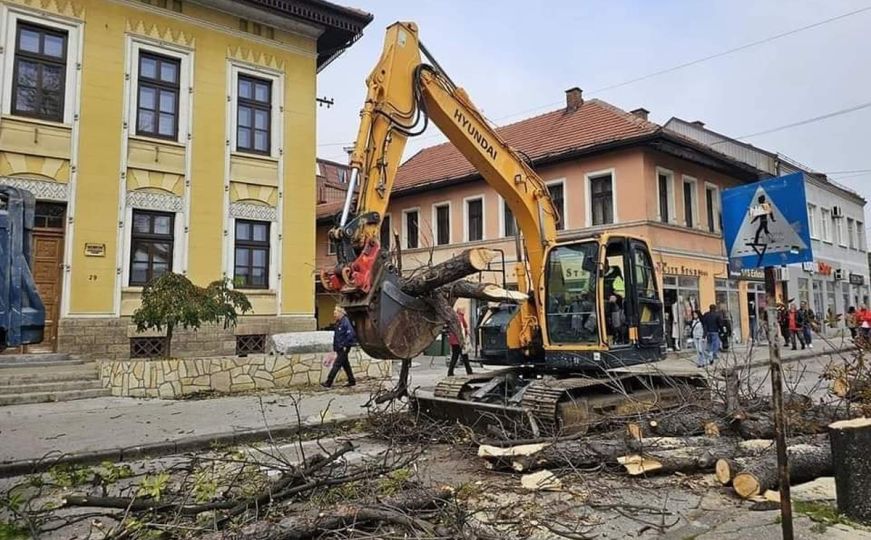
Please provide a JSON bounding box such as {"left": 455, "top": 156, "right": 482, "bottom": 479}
{"left": 655, "top": 257, "right": 719, "bottom": 351}
{"left": 715, "top": 278, "right": 742, "bottom": 343}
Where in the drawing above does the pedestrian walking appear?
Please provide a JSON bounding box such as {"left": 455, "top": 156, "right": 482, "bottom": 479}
{"left": 322, "top": 307, "right": 357, "bottom": 388}
{"left": 847, "top": 306, "right": 858, "bottom": 339}
{"left": 447, "top": 307, "right": 473, "bottom": 376}
{"left": 777, "top": 303, "right": 790, "bottom": 347}
{"left": 788, "top": 303, "right": 805, "bottom": 351}
{"left": 799, "top": 301, "right": 815, "bottom": 349}
{"left": 690, "top": 310, "right": 706, "bottom": 367}
{"left": 860, "top": 305, "right": 871, "bottom": 340}
{"left": 700, "top": 304, "right": 724, "bottom": 364}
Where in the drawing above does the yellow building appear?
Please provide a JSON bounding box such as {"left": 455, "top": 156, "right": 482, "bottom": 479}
{"left": 0, "top": 0, "right": 371, "bottom": 358}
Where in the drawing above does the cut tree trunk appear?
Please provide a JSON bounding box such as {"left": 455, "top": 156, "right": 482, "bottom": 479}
{"left": 715, "top": 457, "right": 750, "bottom": 486}
{"left": 442, "top": 280, "right": 527, "bottom": 303}
{"left": 732, "top": 442, "right": 832, "bottom": 499}
{"left": 829, "top": 417, "right": 871, "bottom": 523}
{"left": 618, "top": 446, "right": 732, "bottom": 476}
{"left": 400, "top": 248, "right": 498, "bottom": 296}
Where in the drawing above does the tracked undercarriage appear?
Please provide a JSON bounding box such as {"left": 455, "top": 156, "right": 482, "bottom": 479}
{"left": 414, "top": 363, "right": 708, "bottom": 437}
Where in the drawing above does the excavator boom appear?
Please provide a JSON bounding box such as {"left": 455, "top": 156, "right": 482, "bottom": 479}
{"left": 323, "top": 22, "right": 558, "bottom": 359}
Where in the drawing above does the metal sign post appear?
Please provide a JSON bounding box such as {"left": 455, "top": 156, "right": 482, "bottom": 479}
{"left": 723, "top": 172, "right": 813, "bottom": 540}
{"left": 764, "top": 266, "right": 794, "bottom": 540}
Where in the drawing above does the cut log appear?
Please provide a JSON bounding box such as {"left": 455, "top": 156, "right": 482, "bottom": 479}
{"left": 642, "top": 409, "right": 729, "bottom": 437}
{"left": 400, "top": 248, "right": 498, "bottom": 296}
{"left": 442, "top": 280, "right": 527, "bottom": 303}
{"left": 715, "top": 457, "right": 750, "bottom": 486}
{"left": 732, "top": 442, "right": 832, "bottom": 499}
{"left": 829, "top": 417, "right": 871, "bottom": 523}
{"left": 619, "top": 446, "right": 730, "bottom": 476}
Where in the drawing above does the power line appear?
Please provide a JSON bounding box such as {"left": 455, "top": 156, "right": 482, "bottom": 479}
{"left": 735, "top": 100, "right": 871, "bottom": 140}
{"left": 318, "top": 4, "right": 871, "bottom": 150}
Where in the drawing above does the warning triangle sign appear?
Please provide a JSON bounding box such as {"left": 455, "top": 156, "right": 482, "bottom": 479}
{"left": 729, "top": 186, "right": 808, "bottom": 261}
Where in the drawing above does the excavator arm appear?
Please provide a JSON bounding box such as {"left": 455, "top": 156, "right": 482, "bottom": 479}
{"left": 323, "top": 22, "right": 560, "bottom": 359}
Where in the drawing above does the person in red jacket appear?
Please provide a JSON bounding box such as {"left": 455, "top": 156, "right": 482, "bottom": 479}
{"left": 447, "top": 307, "right": 473, "bottom": 376}
{"left": 859, "top": 305, "right": 871, "bottom": 340}
{"left": 787, "top": 303, "right": 805, "bottom": 351}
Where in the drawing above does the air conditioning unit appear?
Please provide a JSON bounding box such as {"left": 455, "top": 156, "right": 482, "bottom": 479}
{"left": 832, "top": 206, "right": 844, "bottom": 218}
{"left": 835, "top": 269, "right": 845, "bottom": 281}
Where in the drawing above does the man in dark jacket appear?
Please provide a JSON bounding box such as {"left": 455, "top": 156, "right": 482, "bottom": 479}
{"left": 322, "top": 307, "right": 357, "bottom": 388}
{"left": 700, "top": 304, "right": 725, "bottom": 364}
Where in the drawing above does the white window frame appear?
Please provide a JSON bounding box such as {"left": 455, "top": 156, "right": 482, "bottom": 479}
{"left": 228, "top": 61, "right": 283, "bottom": 159}
{"left": 821, "top": 208, "right": 832, "bottom": 243}
{"left": 498, "top": 196, "right": 512, "bottom": 238}
{"left": 126, "top": 38, "right": 193, "bottom": 145}
{"left": 226, "top": 216, "right": 278, "bottom": 291}
{"left": 847, "top": 218, "right": 855, "bottom": 249}
{"left": 463, "top": 195, "right": 486, "bottom": 242}
{"left": 122, "top": 207, "right": 184, "bottom": 289}
{"left": 858, "top": 221, "right": 865, "bottom": 251}
{"left": 402, "top": 207, "right": 420, "bottom": 249}
{"left": 682, "top": 175, "right": 699, "bottom": 228}
{"left": 655, "top": 167, "right": 676, "bottom": 224}
{"left": 807, "top": 204, "right": 818, "bottom": 239}
{"left": 838, "top": 218, "right": 847, "bottom": 247}
{"left": 545, "top": 179, "right": 567, "bottom": 230}
{"left": 703, "top": 182, "right": 721, "bottom": 233}
{"left": 0, "top": 6, "right": 82, "bottom": 125}
{"left": 431, "top": 201, "right": 452, "bottom": 246}
{"left": 585, "top": 168, "right": 617, "bottom": 227}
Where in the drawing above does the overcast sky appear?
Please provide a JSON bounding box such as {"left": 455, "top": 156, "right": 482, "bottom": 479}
{"left": 316, "top": 0, "right": 871, "bottom": 223}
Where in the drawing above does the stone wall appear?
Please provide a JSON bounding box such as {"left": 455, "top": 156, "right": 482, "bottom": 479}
{"left": 59, "top": 316, "right": 317, "bottom": 360}
{"left": 100, "top": 348, "right": 390, "bottom": 398}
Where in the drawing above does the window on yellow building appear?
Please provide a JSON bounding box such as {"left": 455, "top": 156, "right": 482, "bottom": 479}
{"left": 130, "top": 210, "right": 174, "bottom": 286}
{"left": 237, "top": 75, "right": 272, "bottom": 154}
{"left": 234, "top": 220, "right": 270, "bottom": 289}
{"left": 12, "top": 22, "right": 67, "bottom": 122}
{"left": 136, "top": 52, "right": 180, "bottom": 139}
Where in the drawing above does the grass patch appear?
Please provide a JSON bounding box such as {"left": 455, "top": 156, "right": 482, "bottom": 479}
{"left": 0, "top": 521, "right": 29, "bottom": 540}
{"left": 793, "top": 500, "right": 866, "bottom": 532}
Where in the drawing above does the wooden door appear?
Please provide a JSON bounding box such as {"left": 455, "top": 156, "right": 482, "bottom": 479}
{"left": 28, "top": 202, "right": 66, "bottom": 353}
{"left": 30, "top": 231, "right": 64, "bottom": 352}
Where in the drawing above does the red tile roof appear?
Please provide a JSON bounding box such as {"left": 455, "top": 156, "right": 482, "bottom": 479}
{"left": 317, "top": 98, "right": 661, "bottom": 220}
{"left": 393, "top": 98, "right": 660, "bottom": 192}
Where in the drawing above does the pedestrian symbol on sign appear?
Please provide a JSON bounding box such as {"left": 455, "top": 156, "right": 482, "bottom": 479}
{"left": 722, "top": 173, "right": 812, "bottom": 269}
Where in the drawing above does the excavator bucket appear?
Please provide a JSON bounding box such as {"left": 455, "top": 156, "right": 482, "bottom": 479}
{"left": 342, "top": 253, "right": 445, "bottom": 359}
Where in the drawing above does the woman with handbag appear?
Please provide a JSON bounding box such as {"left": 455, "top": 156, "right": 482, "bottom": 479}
{"left": 447, "top": 307, "right": 474, "bottom": 376}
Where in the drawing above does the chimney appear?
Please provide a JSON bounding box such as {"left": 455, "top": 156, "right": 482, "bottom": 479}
{"left": 565, "top": 87, "right": 584, "bottom": 111}
{"left": 691, "top": 120, "right": 705, "bottom": 128}
{"left": 630, "top": 107, "right": 650, "bottom": 121}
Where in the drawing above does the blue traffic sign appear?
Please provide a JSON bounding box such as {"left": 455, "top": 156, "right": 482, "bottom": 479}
{"left": 722, "top": 172, "right": 813, "bottom": 269}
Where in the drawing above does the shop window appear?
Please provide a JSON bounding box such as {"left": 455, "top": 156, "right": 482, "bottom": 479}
{"left": 130, "top": 210, "right": 174, "bottom": 286}
{"left": 12, "top": 22, "right": 67, "bottom": 122}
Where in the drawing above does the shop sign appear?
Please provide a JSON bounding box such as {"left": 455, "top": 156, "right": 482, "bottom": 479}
{"left": 801, "top": 261, "right": 833, "bottom": 276}
{"left": 656, "top": 261, "right": 709, "bottom": 277}
{"left": 850, "top": 273, "right": 866, "bottom": 286}
{"left": 727, "top": 263, "right": 763, "bottom": 280}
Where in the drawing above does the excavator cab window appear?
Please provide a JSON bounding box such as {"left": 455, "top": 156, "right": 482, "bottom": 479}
{"left": 604, "top": 241, "right": 628, "bottom": 346}
{"left": 544, "top": 242, "right": 599, "bottom": 344}
{"left": 629, "top": 240, "right": 665, "bottom": 346}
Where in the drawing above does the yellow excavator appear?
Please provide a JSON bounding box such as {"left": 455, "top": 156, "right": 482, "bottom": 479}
{"left": 321, "top": 22, "right": 702, "bottom": 435}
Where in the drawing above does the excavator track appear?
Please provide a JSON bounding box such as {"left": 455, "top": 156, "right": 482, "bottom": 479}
{"left": 521, "top": 375, "right": 634, "bottom": 435}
